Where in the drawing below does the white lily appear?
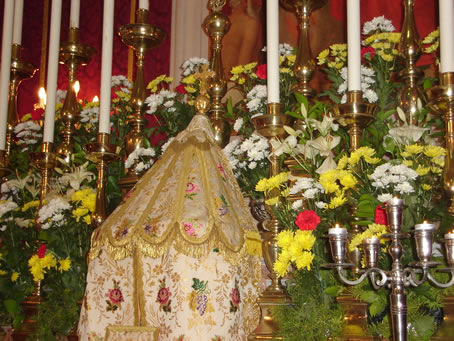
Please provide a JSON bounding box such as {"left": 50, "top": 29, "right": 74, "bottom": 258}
{"left": 306, "top": 135, "right": 341, "bottom": 157}
{"left": 59, "top": 162, "right": 94, "bottom": 190}
{"left": 269, "top": 136, "right": 297, "bottom": 156}
{"left": 316, "top": 156, "right": 338, "bottom": 175}
{"left": 388, "top": 125, "right": 428, "bottom": 144}
{"left": 6, "top": 173, "right": 32, "bottom": 191}
{"left": 308, "top": 115, "right": 339, "bottom": 136}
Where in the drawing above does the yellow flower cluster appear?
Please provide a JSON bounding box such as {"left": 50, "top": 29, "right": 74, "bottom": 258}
{"left": 316, "top": 44, "right": 347, "bottom": 69}
{"left": 349, "top": 224, "right": 387, "bottom": 252}
{"left": 230, "top": 62, "right": 258, "bottom": 83}
{"left": 318, "top": 169, "right": 357, "bottom": 209}
{"left": 345, "top": 146, "right": 380, "bottom": 167}
{"left": 22, "top": 200, "right": 41, "bottom": 212}
{"left": 273, "top": 230, "right": 316, "bottom": 277}
{"left": 71, "top": 189, "right": 96, "bottom": 224}
{"left": 255, "top": 172, "right": 290, "bottom": 194}
{"left": 363, "top": 32, "right": 401, "bottom": 62}
{"left": 400, "top": 144, "right": 445, "bottom": 176}
{"left": 28, "top": 254, "right": 57, "bottom": 282}
{"left": 147, "top": 74, "right": 173, "bottom": 93}
{"left": 423, "top": 28, "right": 439, "bottom": 53}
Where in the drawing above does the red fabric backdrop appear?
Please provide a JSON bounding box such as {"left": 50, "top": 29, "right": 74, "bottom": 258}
{"left": 0, "top": 0, "right": 171, "bottom": 118}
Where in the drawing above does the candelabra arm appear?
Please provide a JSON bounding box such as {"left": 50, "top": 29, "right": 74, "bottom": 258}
{"left": 427, "top": 271, "right": 454, "bottom": 288}
{"left": 403, "top": 267, "right": 428, "bottom": 287}
{"left": 369, "top": 271, "right": 389, "bottom": 290}
{"left": 336, "top": 266, "right": 388, "bottom": 287}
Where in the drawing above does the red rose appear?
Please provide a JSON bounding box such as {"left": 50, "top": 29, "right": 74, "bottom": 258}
{"left": 37, "top": 244, "right": 47, "bottom": 258}
{"left": 361, "top": 47, "right": 375, "bottom": 62}
{"left": 230, "top": 287, "right": 241, "bottom": 306}
{"left": 175, "top": 84, "right": 187, "bottom": 94}
{"left": 31, "top": 108, "right": 44, "bottom": 121}
{"left": 256, "top": 64, "right": 267, "bottom": 80}
{"left": 375, "top": 205, "right": 388, "bottom": 225}
{"left": 295, "top": 210, "right": 320, "bottom": 231}
{"left": 107, "top": 288, "right": 124, "bottom": 305}
{"left": 157, "top": 287, "right": 171, "bottom": 305}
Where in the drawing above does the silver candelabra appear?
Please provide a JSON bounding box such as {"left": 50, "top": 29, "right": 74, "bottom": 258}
{"left": 325, "top": 197, "right": 454, "bottom": 341}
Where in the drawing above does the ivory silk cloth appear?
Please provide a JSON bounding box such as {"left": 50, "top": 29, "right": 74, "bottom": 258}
{"left": 78, "top": 115, "right": 262, "bottom": 340}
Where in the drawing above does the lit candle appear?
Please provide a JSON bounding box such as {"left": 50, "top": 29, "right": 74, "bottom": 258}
{"left": 98, "top": 0, "right": 115, "bottom": 134}
{"left": 266, "top": 0, "right": 280, "bottom": 104}
{"left": 70, "top": 0, "right": 80, "bottom": 28}
{"left": 386, "top": 196, "right": 404, "bottom": 206}
{"left": 445, "top": 232, "right": 454, "bottom": 240}
{"left": 415, "top": 221, "right": 436, "bottom": 231}
{"left": 42, "top": 0, "right": 62, "bottom": 143}
{"left": 347, "top": 0, "right": 361, "bottom": 91}
{"left": 38, "top": 87, "right": 47, "bottom": 109}
{"left": 328, "top": 224, "right": 348, "bottom": 236}
{"left": 12, "top": 0, "right": 23, "bottom": 45}
{"left": 139, "top": 0, "right": 149, "bottom": 10}
{"left": 74, "top": 80, "right": 80, "bottom": 97}
{"left": 439, "top": 0, "right": 454, "bottom": 73}
{"left": 92, "top": 95, "right": 99, "bottom": 103}
{"left": 0, "top": 0, "right": 14, "bottom": 151}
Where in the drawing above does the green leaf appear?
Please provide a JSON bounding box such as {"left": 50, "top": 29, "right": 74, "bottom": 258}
{"left": 4, "top": 299, "right": 18, "bottom": 314}
{"left": 359, "top": 291, "right": 379, "bottom": 303}
{"left": 369, "top": 301, "right": 384, "bottom": 317}
{"left": 225, "top": 97, "right": 234, "bottom": 119}
{"left": 142, "top": 138, "right": 152, "bottom": 149}
{"left": 383, "top": 135, "right": 395, "bottom": 153}
{"left": 323, "top": 286, "right": 340, "bottom": 296}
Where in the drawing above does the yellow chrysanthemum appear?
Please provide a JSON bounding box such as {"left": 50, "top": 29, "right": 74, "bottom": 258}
{"left": 72, "top": 207, "right": 89, "bottom": 222}
{"left": 404, "top": 144, "right": 424, "bottom": 155}
{"left": 244, "top": 62, "right": 257, "bottom": 72}
{"left": 21, "top": 113, "right": 32, "bottom": 122}
{"left": 273, "top": 259, "right": 290, "bottom": 278}
{"left": 230, "top": 65, "right": 244, "bottom": 75}
{"left": 41, "top": 254, "right": 57, "bottom": 270}
{"left": 255, "top": 178, "right": 269, "bottom": 192}
{"left": 59, "top": 259, "right": 71, "bottom": 272}
{"left": 423, "top": 28, "right": 439, "bottom": 44}
{"left": 182, "top": 74, "right": 196, "bottom": 85}
{"left": 424, "top": 145, "right": 445, "bottom": 158}
{"left": 280, "top": 67, "right": 292, "bottom": 74}
{"left": 339, "top": 171, "right": 357, "bottom": 189}
{"left": 238, "top": 78, "right": 246, "bottom": 85}
{"left": 295, "top": 251, "right": 314, "bottom": 271}
{"left": 337, "top": 155, "right": 348, "bottom": 170}
{"left": 317, "top": 48, "right": 329, "bottom": 65}
{"left": 11, "top": 272, "right": 19, "bottom": 282}
{"left": 422, "top": 184, "right": 432, "bottom": 191}
{"left": 265, "top": 196, "right": 279, "bottom": 206}
{"left": 71, "top": 188, "right": 93, "bottom": 202}
{"left": 82, "top": 193, "right": 96, "bottom": 212}
{"left": 83, "top": 215, "right": 91, "bottom": 225}
{"left": 402, "top": 160, "right": 413, "bottom": 167}
{"left": 22, "top": 200, "right": 41, "bottom": 212}
{"left": 294, "top": 230, "right": 316, "bottom": 250}
{"left": 416, "top": 165, "right": 430, "bottom": 176}
{"left": 431, "top": 157, "right": 445, "bottom": 167}
{"left": 185, "top": 86, "right": 197, "bottom": 94}
{"left": 276, "top": 230, "right": 294, "bottom": 249}
{"left": 431, "top": 166, "right": 443, "bottom": 174}
{"left": 328, "top": 194, "right": 347, "bottom": 209}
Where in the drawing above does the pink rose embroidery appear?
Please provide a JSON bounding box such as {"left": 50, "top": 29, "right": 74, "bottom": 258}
{"left": 105, "top": 280, "right": 124, "bottom": 312}
{"left": 183, "top": 221, "right": 197, "bottom": 237}
{"left": 229, "top": 279, "right": 241, "bottom": 313}
{"left": 157, "top": 278, "right": 171, "bottom": 312}
{"left": 185, "top": 182, "right": 199, "bottom": 200}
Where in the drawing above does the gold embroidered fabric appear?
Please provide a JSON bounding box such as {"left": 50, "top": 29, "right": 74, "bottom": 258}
{"left": 89, "top": 115, "right": 261, "bottom": 265}
{"left": 104, "top": 326, "right": 159, "bottom": 341}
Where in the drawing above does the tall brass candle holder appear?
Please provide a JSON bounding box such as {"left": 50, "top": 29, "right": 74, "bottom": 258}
{"left": 85, "top": 133, "right": 118, "bottom": 227}
{"left": 248, "top": 103, "right": 292, "bottom": 341}
{"left": 6, "top": 44, "right": 37, "bottom": 157}
{"left": 203, "top": 0, "right": 231, "bottom": 148}
{"left": 334, "top": 90, "right": 377, "bottom": 340}
{"left": 29, "top": 142, "right": 57, "bottom": 206}
{"left": 398, "top": 0, "right": 425, "bottom": 123}
{"left": 280, "top": 0, "right": 327, "bottom": 100}
{"left": 57, "top": 27, "right": 96, "bottom": 166}
{"left": 118, "top": 8, "right": 166, "bottom": 194}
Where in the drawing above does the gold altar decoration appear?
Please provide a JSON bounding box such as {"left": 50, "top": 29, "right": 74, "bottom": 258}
{"left": 248, "top": 103, "right": 293, "bottom": 341}
{"left": 57, "top": 27, "right": 96, "bottom": 166}
{"left": 29, "top": 142, "right": 57, "bottom": 207}
{"left": 280, "top": 0, "right": 328, "bottom": 101}
{"left": 79, "top": 99, "right": 261, "bottom": 339}
{"left": 398, "top": 0, "right": 425, "bottom": 122}
{"left": 6, "top": 44, "right": 37, "bottom": 157}
{"left": 85, "top": 133, "right": 118, "bottom": 227}
{"left": 203, "top": 0, "right": 231, "bottom": 148}
{"left": 117, "top": 8, "right": 166, "bottom": 194}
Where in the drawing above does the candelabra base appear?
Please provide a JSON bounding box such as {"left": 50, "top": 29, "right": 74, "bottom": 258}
{"left": 431, "top": 296, "right": 454, "bottom": 340}
{"left": 12, "top": 283, "right": 41, "bottom": 340}
{"left": 337, "top": 293, "right": 374, "bottom": 340}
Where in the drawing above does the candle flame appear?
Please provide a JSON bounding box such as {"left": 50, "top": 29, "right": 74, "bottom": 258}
{"left": 335, "top": 223, "right": 340, "bottom": 229}
{"left": 92, "top": 95, "right": 99, "bottom": 103}
{"left": 74, "top": 81, "right": 80, "bottom": 96}
{"left": 38, "top": 87, "right": 47, "bottom": 105}
{"left": 423, "top": 220, "right": 428, "bottom": 225}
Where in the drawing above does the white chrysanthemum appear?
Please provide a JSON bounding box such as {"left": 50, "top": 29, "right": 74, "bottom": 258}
{"left": 180, "top": 57, "right": 209, "bottom": 76}
{"left": 124, "top": 147, "right": 156, "bottom": 171}
{"left": 0, "top": 201, "right": 18, "bottom": 219}
{"left": 56, "top": 89, "right": 67, "bottom": 103}
{"left": 362, "top": 16, "right": 395, "bottom": 35}
{"left": 111, "top": 75, "right": 133, "bottom": 88}
{"left": 38, "top": 197, "right": 71, "bottom": 227}
{"left": 14, "top": 121, "right": 43, "bottom": 148}
{"left": 248, "top": 161, "right": 257, "bottom": 169}
{"left": 233, "top": 118, "right": 244, "bottom": 132}
{"left": 145, "top": 93, "right": 164, "bottom": 114}
{"left": 80, "top": 106, "right": 99, "bottom": 124}
{"left": 291, "top": 199, "right": 303, "bottom": 211}
{"left": 377, "top": 193, "right": 393, "bottom": 202}
{"left": 395, "top": 181, "right": 414, "bottom": 194}
{"left": 290, "top": 178, "right": 316, "bottom": 194}
{"left": 315, "top": 201, "right": 326, "bottom": 209}
{"left": 246, "top": 85, "right": 267, "bottom": 113}
{"left": 303, "top": 187, "right": 320, "bottom": 199}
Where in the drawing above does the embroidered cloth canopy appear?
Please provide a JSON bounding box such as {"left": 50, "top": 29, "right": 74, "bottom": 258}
{"left": 78, "top": 114, "right": 262, "bottom": 340}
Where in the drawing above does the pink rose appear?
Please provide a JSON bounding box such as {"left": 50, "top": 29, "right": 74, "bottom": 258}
{"left": 230, "top": 287, "right": 241, "bottom": 306}
{"left": 157, "top": 287, "right": 171, "bottom": 305}
{"left": 186, "top": 182, "right": 198, "bottom": 193}
{"left": 106, "top": 288, "right": 124, "bottom": 305}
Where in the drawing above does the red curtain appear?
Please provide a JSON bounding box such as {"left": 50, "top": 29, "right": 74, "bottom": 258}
{"left": 0, "top": 0, "right": 171, "bottom": 118}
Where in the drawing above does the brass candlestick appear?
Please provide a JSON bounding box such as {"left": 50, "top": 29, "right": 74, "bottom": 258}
{"left": 29, "top": 142, "right": 57, "bottom": 206}
{"left": 6, "top": 44, "right": 37, "bottom": 157}
{"left": 85, "top": 133, "right": 118, "bottom": 227}
{"left": 248, "top": 103, "right": 292, "bottom": 341}
{"left": 398, "top": 0, "right": 425, "bottom": 123}
{"left": 280, "top": 0, "right": 327, "bottom": 100}
{"left": 118, "top": 8, "right": 166, "bottom": 194}
{"left": 203, "top": 0, "right": 231, "bottom": 148}
{"left": 57, "top": 27, "right": 96, "bottom": 166}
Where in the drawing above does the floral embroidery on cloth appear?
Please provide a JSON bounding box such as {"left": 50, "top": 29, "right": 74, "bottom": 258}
{"left": 143, "top": 218, "right": 158, "bottom": 237}
{"left": 187, "top": 278, "right": 213, "bottom": 316}
{"left": 182, "top": 219, "right": 202, "bottom": 237}
{"left": 216, "top": 194, "right": 229, "bottom": 217}
{"left": 105, "top": 279, "right": 124, "bottom": 312}
{"left": 184, "top": 181, "right": 199, "bottom": 200}
{"left": 217, "top": 163, "right": 226, "bottom": 182}
{"left": 157, "top": 278, "right": 172, "bottom": 312}
{"left": 229, "top": 278, "right": 241, "bottom": 313}
{"left": 114, "top": 220, "right": 130, "bottom": 240}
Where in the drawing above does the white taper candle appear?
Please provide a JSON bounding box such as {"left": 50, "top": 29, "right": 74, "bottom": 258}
{"left": 0, "top": 0, "right": 14, "bottom": 150}
{"left": 347, "top": 0, "right": 361, "bottom": 91}
{"left": 70, "top": 0, "right": 80, "bottom": 28}
{"left": 42, "top": 0, "right": 62, "bottom": 143}
{"left": 139, "top": 0, "right": 149, "bottom": 10}
{"left": 12, "top": 0, "right": 24, "bottom": 45}
{"left": 439, "top": 0, "right": 454, "bottom": 73}
{"left": 98, "top": 0, "right": 115, "bottom": 134}
{"left": 266, "top": 0, "right": 280, "bottom": 104}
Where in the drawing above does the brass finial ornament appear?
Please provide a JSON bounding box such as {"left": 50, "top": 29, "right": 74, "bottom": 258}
{"left": 6, "top": 44, "right": 37, "bottom": 157}
{"left": 118, "top": 7, "right": 166, "bottom": 194}
{"left": 280, "top": 0, "right": 327, "bottom": 100}
{"left": 398, "top": 0, "right": 425, "bottom": 123}
{"left": 203, "top": 1, "right": 231, "bottom": 148}
{"left": 85, "top": 133, "right": 118, "bottom": 227}
{"left": 57, "top": 27, "right": 96, "bottom": 166}
{"left": 194, "top": 65, "right": 215, "bottom": 115}
{"left": 248, "top": 104, "right": 293, "bottom": 341}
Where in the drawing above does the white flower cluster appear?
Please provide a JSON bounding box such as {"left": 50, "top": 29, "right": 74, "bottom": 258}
{"left": 0, "top": 200, "right": 18, "bottom": 230}
{"left": 338, "top": 66, "right": 378, "bottom": 103}
{"left": 362, "top": 16, "right": 395, "bottom": 35}
{"left": 58, "top": 162, "right": 95, "bottom": 191}
{"left": 111, "top": 75, "right": 133, "bottom": 92}
{"left": 246, "top": 85, "right": 267, "bottom": 116}
{"left": 181, "top": 57, "right": 209, "bottom": 76}
{"left": 14, "top": 121, "right": 42, "bottom": 149}
{"left": 223, "top": 133, "right": 269, "bottom": 171}
{"left": 125, "top": 147, "right": 156, "bottom": 173}
{"left": 289, "top": 178, "right": 325, "bottom": 211}
{"left": 145, "top": 90, "right": 177, "bottom": 115}
{"left": 233, "top": 118, "right": 244, "bottom": 132}
{"left": 370, "top": 163, "right": 419, "bottom": 196}
{"left": 262, "top": 43, "right": 294, "bottom": 56}
{"left": 38, "top": 197, "right": 71, "bottom": 230}
{"left": 80, "top": 105, "right": 99, "bottom": 124}
{"left": 161, "top": 137, "right": 175, "bottom": 154}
